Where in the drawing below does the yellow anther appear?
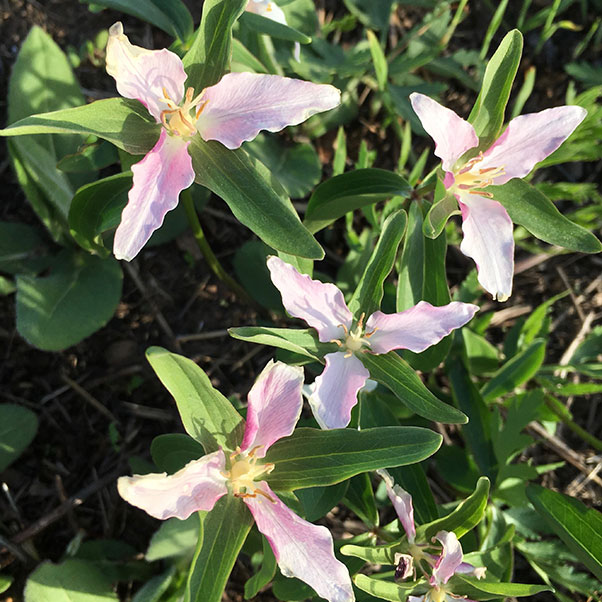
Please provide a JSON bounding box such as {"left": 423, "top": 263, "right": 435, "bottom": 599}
{"left": 157, "top": 85, "right": 207, "bottom": 138}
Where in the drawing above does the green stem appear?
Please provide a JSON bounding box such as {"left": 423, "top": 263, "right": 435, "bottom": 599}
{"left": 545, "top": 394, "right": 602, "bottom": 453}
{"left": 181, "top": 189, "right": 250, "bottom": 301}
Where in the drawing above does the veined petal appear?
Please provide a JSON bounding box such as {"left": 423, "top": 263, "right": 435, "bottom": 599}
{"left": 106, "top": 22, "right": 186, "bottom": 122}
{"left": 458, "top": 194, "right": 514, "bottom": 302}
{"left": 114, "top": 129, "right": 194, "bottom": 261}
{"left": 267, "top": 256, "right": 353, "bottom": 342}
{"left": 241, "top": 360, "right": 304, "bottom": 458}
{"left": 456, "top": 562, "right": 487, "bottom": 579}
{"left": 366, "top": 302, "right": 478, "bottom": 355}
{"left": 246, "top": 0, "right": 287, "bottom": 24}
{"left": 431, "top": 531, "right": 464, "bottom": 586}
{"left": 245, "top": 483, "right": 355, "bottom": 602}
{"left": 377, "top": 470, "right": 416, "bottom": 543}
{"left": 197, "top": 72, "right": 341, "bottom": 149}
{"left": 310, "top": 352, "right": 369, "bottom": 430}
{"left": 479, "top": 105, "right": 587, "bottom": 183}
{"left": 409, "top": 93, "right": 478, "bottom": 172}
{"left": 117, "top": 450, "right": 228, "bottom": 520}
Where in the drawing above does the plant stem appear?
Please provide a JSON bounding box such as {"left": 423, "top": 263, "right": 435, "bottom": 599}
{"left": 545, "top": 394, "right": 602, "bottom": 453}
{"left": 181, "top": 189, "right": 250, "bottom": 301}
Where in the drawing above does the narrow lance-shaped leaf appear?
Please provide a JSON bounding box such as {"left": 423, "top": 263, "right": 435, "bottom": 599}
{"left": 527, "top": 484, "right": 602, "bottom": 581}
{"left": 185, "top": 496, "right": 253, "bottom": 602}
{"left": 487, "top": 179, "right": 602, "bottom": 253}
{"left": 423, "top": 189, "right": 460, "bottom": 239}
{"left": 468, "top": 29, "right": 523, "bottom": 148}
{"left": 239, "top": 11, "right": 312, "bottom": 44}
{"left": 145, "top": 347, "right": 245, "bottom": 453}
{"left": 451, "top": 575, "right": 551, "bottom": 600}
{"left": 0, "top": 98, "right": 160, "bottom": 156}
{"left": 189, "top": 138, "right": 323, "bottom": 260}
{"left": 183, "top": 0, "right": 246, "bottom": 91}
{"left": 265, "top": 426, "right": 442, "bottom": 491}
{"left": 304, "top": 169, "right": 411, "bottom": 234}
{"left": 397, "top": 201, "right": 425, "bottom": 312}
{"left": 348, "top": 210, "right": 407, "bottom": 317}
{"left": 360, "top": 351, "right": 468, "bottom": 424}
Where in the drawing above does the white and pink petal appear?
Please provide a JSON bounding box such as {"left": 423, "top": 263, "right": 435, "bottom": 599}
{"left": 244, "top": 483, "right": 355, "bottom": 602}
{"left": 267, "top": 256, "right": 353, "bottom": 342}
{"left": 409, "top": 93, "right": 479, "bottom": 172}
{"left": 309, "top": 351, "right": 369, "bottom": 430}
{"left": 478, "top": 105, "right": 587, "bottom": 184}
{"left": 240, "top": 360, "right": 304, "bottom": 458}
{"left": 113, "top": 129, "right": 194, "bottom": 261}
{"left": 458, "top": 194, "right": 514, "bottom": 301}
{"left": 431, "top": 531, "right": 464, "bottom": 586}
{"left": 106, "top": 22, "right": 186, "bottom": 122}
{"left": 365, "top": 302, "right": 478, "bottom": 355}
{"left": 377, "top": 470, "right": 416, "bottom": 543}
{"left": 117, "top": 450, "right": 228, "bottom": 520}
{"left": 196, "top": 72, "right": 341, "bottom": 149}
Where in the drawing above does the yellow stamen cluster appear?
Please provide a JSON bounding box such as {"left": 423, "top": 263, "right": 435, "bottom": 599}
{"left": 451, "top": 153, "right": 506, "bottom": 198}
{"left": 222, "top": 446, "right": 275, "bottom": 502}
{"left": 331, "top": 313, "right": 377, "bottom": 357}
{"left": 159, "top": 86, "right": 209, "bottom": 138}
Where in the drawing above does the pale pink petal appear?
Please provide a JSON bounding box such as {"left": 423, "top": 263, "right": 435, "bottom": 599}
{"left": 114, "top": 129, "right": 194, "bottom": 261}
{"left": 409, "top": 93, "right": 478, "bottom": 172}
{"left": 106, "top": 22, "right": 186, "bottom": 122}
{"left": 245, "top": 482, "right": 355, "bottom": 602}
{"left": 310, "top": 351, "right": 369, "bottom": 430}
{"left": 366, "top": 302, "right": 478, "bottom": 355}
{"left": 117, "top": 450, "right": 228, "bottom": 520}
{"left": 431, "top": 531, "right": 464, "bottom": 586}
{"left": 458, "top": 194, "right": 514, "bottom": 302}
{"left": 478, "top": 105, "right": 587, "bottom": 184}
{"left": 377, "top": 470, "right": 416, "bottom": 543}
{"left": 408, "top": 597, "right": 425, "bottom": 602}
{"left": 267, "top": 256, "right": 353, "bottom": 342}
{"left": 246, "top": 0, "right": 287, "bottom": 24}
{"left": 197, "top": 72, "right": 341, "bottom": 149}
{"left": 456, "top": 562, "right": 487, "bottom": 579}
{"left": 241, "top": 360, "right": 304, "bottom": 458}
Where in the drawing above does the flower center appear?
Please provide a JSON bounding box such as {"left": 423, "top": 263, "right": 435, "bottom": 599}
{"left": 159, "top": 86, "right": 209, "bottom": 138}
{"left": 331, "top": 313, "right": 376, "bottom": 357}
{"left": 451, "top": 153, "right": 505, "bottom": 197}
{"left": 223, "top": 446, "right": 275, "bottom": 501}
{"left": 427, "top": 586, "right": 449, "bottom": 602}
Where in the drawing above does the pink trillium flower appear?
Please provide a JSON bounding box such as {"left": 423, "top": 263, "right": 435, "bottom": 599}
{"left": 245, "top": 0, "right": 301, "bottom": 61}
{"left": 118, "top": 360, "right": 354, "bottom": 602}
{"left": 267, "top": 256, "right": 478, "bottom": 429}
{"left": 378, "top": 469, "right": 486, "bottom": 596}
{"left": 106, "top": 23, "right": 340, "bottom": 261}
{"left": 410, "top": 92, "right": 587, "bottom": 302}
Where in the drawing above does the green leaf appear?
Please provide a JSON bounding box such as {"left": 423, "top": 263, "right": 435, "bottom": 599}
{"left": 145, "top": 347, "right": 244, "bottom": 453}
{"left": 229, "top": 326, "right": 336, "bottom": 362}
{"left": 57, "top": 141, "right": 119, "bottom": 174}
{"left": 0, "top": 222, "right": 46, "bottom": 275}
{"left": 0, "top": 404, "right": 38, "bottom": 472}
{"left": 304, "top": 169, "right": 411, "bottom": 234}
{"left": 68, "top": 172, "right": 131, "bottom": 256}
{"left": 415, "top": 476, "right": 490, "bottom": 541}
{"left": 359, "top": 352, "right": 468, "bottom": 424}
{"left": 189, "top": 138, "right": 323, "bottom": 259}
{"left": 344, "top": 473, "right": 379, "bottom": 527}
{"left": 367, "top": 30, "right": 388, "bottom": 91}
{"left": 183, "top": 0, "right": 246, "bottom": 91}
{"left": 150, "top": 434, "right": 205, "bottom": 474}
{"left": 353, "top": 574, "right": 420, "bottom": 601}
{"left": 295, "top": 481, "right": 349, "bottom": 521}
{"left": 397, "top": 201, "right": 424, "bottom": 312}
{"left": 240, "top": 11, "right": 312, "bottom": 44}
{"left": 452, "top": 574, "right": 551, "bottom": 599}
{"left": 0, "top": 575, "right": 12, "bottom": 594}
{"left": 81, "top": 0, "right": 193, "bottom": 41}
{"left": 265, "top": 426, "right": 442, "bottom": 491}
{"left": 468, "top": 30, "right": 523, "bottom": 147}
{"left": 349, "top": 210, "right": 407, "bottom": 317}
{"left": 146, "top": 515, "right": 199, "bottom": 562}
{"left": 527, "top": 484, "right": 602, "bottom": 581}
{"left": 423, "top": 192, "right": 459, "bottom": 239}
{"left": 387, "top": 465, "right": 439, "bottom": 525}
{"left": 1, "top": 99, "right": 160, "bottom": 156}
{"left": 244, "top": 134, "right": 322, "bottom": 199}
{"left": 487, "top": 179, "right": 602, "bottom": 253}
{"left": 131, "top": 567, "right": 175, "bottom": 602}
{"left": 185, "top": 496, "right": 253, "bottom": 602}
{"left": 480, "top": 339, "right": 546, "bottom": 401}
{"left": 244, "top": 536, "right": 277, "bottom": 600}
{"left": 16, "top": 252, "right": 123, "bottom": 351}
{"left": 24, "top": 559, "right": 118, "bottom": 601}
{"left": 343, "top": 0, "right": 395, "bottom": 30}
